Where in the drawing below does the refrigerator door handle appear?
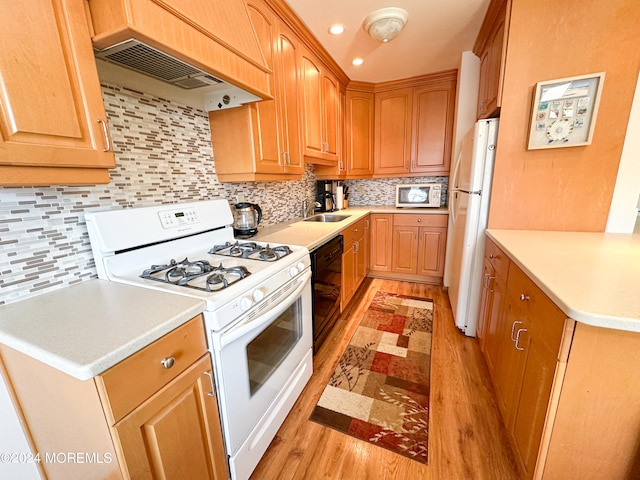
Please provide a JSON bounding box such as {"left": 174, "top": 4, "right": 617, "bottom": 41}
{"left": 451, "top": 188, "right": 482, "bottom": 195}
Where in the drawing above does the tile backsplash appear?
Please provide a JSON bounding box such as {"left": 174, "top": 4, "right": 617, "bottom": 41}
{"left": 0, "top": 83, "right": 315, "bottom": 306}
{"left": 0, "top": 82, "right": 449, "bottom": 306}
{"left": 345, "top": 176, "right": 448, "bottom": 206}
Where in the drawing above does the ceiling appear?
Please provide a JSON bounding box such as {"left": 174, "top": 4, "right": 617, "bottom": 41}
{"left": 285, "top": 0, "right": 491, "bottom": 83}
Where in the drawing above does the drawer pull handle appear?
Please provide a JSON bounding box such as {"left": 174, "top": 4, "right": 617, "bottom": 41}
{"left": 204, "top": 371, "right": 216, "bottom": 398}
{"left": 514, "top": 328, "right": 528, "bottom": 351}
{"left": 511, "top": 321, "right": 523, "bottom": 341}
{"left": 160, "top": 357, "right": 176, "bottom": 369}
{"left": 520, "top": 293, "right": 530, "bottom": 301}
{"left": 489, "top": 253, "right": 497, "bottom": 259}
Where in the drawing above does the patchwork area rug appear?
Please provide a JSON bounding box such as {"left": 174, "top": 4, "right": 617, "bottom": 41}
{"left": 310, "top": 291, "right": 433, "bottom": 463}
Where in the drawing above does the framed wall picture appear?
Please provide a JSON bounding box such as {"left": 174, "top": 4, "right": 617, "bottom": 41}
{"left": 527, "top": 72, "right": 605, "bottom": 150}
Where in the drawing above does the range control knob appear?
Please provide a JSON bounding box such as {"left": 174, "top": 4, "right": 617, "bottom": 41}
{"left": 239, "top": 296, "right": 253, "bottom": 311}
{"left": 289, "top": 265, "right": 299, "bottom": 277}
{"left": 296, "top": 262, "right": 305, "bottom": 271}
{"left": 252, "top": 289, "right": 265, "bottom": 302}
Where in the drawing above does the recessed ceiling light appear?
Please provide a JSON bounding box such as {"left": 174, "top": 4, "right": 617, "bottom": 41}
{"left": 352, "top": 58, "right": 364, "bottom": 66}
{"left": 328, "top": 24, "right": 345, "bottom": 35}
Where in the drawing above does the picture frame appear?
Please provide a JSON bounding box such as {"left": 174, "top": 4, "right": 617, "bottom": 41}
{"left": 527, "top": 72, "right": 605, "bottom": 150}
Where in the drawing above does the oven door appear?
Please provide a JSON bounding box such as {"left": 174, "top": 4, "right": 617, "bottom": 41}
{"left": 210, "top": 269, "right": 312, "bottom": 455}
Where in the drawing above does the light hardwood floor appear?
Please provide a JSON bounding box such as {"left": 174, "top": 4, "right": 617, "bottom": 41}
{"left": 251, "top": 278, "right": 520, "bottom": 479}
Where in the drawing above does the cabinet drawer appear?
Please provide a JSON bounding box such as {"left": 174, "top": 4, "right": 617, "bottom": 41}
{"left": 507, "top": 265, "right": 566, "bottom": 351}
{"left": 393, "top": 213, "right": 448, "bottom": 228}
{"left": 98, "top": 315, "right": 207, "bottom": 424}
{"left": 485, "top": 237, "right": 510, "bottom": 286}
{"left": 341, "top": 217, "right": 367, "bottom": 246}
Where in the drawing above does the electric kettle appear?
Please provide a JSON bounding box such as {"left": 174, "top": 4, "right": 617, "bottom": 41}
{"left": 233, "top": 202, "right": 262, "bottom": 238}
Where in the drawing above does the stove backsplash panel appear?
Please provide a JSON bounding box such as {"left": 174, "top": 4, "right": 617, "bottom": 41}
{"left": 0, "top": 83, "right": 315, "bottom": 306}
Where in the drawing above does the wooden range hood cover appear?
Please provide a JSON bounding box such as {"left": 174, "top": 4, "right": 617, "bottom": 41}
{"left": 87, "top": 0, "right": 272, "bottom": 107}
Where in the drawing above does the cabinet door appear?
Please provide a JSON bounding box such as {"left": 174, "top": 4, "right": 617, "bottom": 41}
{"left": 374, "top": 88, "right": 413, "bottom": 175}
{"left": 246, "top": 0, "right": 282, "bottom": 174}
{"left": 512, "top": 332, "right": 557, "bottom": 477}
{"left": 477, "top": 258, "right": 495, "bottom": 347}
{"left": 298, "top": 46, "right": 324, "bottom": 160}
{"left": 0, "top": 0, "right": 114, "bottom": 185}
{"left": 476, "top": 0, "right": 507, "bottom": 119}
{"left": 370, "top": 214, "right": 393, "bottom": 271}
{"left": 322, "top": 72, "right": 340, "bottom": 162}
{"left": 391, "top": 226, "right": 418, "bottom": 273}
{"left": 342, "top": 242, "right": 357, "bottom": 307}
{"left": 276, "top": 24, "right": 303, "bottom": 174}
{"left": 345, "top": 91, "right": 374, "bottom": 176}
{"left": 411, "top": 80, "right": 456, "bottom": 175}
{"left": 116, "top": 355, "right": 228, "bottom": 480}
{"left": 417, "top": 226, "right": 447, "bottom": 276}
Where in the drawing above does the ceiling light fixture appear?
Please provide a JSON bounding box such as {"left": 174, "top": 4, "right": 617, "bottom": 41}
{"left": 363, "top": 7, "right": 409, "bottom": 43}
{"left": 328, "top": 24, "right": 345, "bottom": 35}
{"left": 352, "top": 58, "right": 364, "bottom": 66}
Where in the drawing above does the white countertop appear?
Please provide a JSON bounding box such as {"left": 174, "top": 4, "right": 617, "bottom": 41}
{"left": 0, "top": 280, "right": 205, "bottom": 380}
{"left": 255, "top": 205, "right": 449, "bottom": 250}
{"left": 487, "top": 229, "right": 640, "bottom": 333}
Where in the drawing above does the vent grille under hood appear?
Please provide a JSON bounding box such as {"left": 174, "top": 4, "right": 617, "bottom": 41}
{"left": 96, "top": 40, "right": 224, "bottom": 90}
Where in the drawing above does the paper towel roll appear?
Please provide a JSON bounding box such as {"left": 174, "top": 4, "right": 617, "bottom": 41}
{"left": 335, "top": 186, "right": 343, "bottom": 210}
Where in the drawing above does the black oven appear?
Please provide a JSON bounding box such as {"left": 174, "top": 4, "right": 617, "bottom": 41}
{"left": 310, "top": 235, "right": 343, "bottom": 352}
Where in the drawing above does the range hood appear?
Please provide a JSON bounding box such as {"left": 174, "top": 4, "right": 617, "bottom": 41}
{"left": 95, "top": 39, "right": 262, "bottom": 110}
{"left": 87, "top": 0, "right": 272, "bottom": 110}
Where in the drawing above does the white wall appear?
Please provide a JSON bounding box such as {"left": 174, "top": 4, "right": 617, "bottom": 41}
{"left": 606, "top": 72, "right": 640, "bottom": 233}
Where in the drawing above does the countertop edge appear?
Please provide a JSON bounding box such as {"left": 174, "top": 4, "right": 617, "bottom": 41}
{"left": 486, "top": 230, "right": 640, "bottom": 333}
{"left": 0, "top": 281, "right": 206, "bottom": 380}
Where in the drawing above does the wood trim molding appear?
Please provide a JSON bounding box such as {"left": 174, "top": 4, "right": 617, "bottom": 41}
{"left": 264, "top": 0, "right": 350, "bottom": 85}
{"left": 372, "top": 69, "right": 458, "bottom": 93}
{"left": 347, "top": 81, "right": 375, "bottom": 93}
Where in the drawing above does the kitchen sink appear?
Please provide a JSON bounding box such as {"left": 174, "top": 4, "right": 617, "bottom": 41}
{"left": 304, "top": 214, "right": 351, "bottom": 223}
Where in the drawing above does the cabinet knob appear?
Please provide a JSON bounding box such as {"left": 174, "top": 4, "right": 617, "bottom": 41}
{"left": 520, "top": 293, "right": 530, "bottom": 301}
{"left": 417, "top": 218, "right": 422, "bottom": 222}
{"left": 489, "top": 253, "right": 497, "bottom": 259}
{"left": 160, "top": 357, "right": 176, "bottom": 369}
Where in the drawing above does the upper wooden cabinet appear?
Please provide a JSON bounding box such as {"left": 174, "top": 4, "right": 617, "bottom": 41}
{"left": 208, "top": 0, "right": 302, "bottom": 182}
{"left": 0, "top": 0, "right": 115, "bottom": 186}
{"left": 474, "top": 0, "right": 510, "bottom": 119}
{"left": 373, "top": 72, "right": 457, "bottom": 178}
{"left": 374, "top": 88, "right": 413, "bottom": 175}
{"left": 298, "top": 44, "right": 341, "bottom": 165}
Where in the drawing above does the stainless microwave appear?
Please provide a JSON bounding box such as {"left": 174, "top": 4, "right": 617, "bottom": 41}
{"left": 396, "top": 183, "right": 443, "bottom": 208}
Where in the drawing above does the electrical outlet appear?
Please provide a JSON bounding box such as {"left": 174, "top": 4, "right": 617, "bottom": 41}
{"left": 233, "top": 194, "right": 245, "bottom": 203}
{"left": 358, "top": 185, "right": 364, "bottom": 195}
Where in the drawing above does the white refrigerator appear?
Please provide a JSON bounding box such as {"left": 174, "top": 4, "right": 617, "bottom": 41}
{"left": 446, "top": 118, "right": 499, "bottom": 337}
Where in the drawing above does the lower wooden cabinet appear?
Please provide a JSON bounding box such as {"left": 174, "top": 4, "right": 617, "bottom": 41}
{"left": 370, "top": 213, "right": 447, "bottom": 284}
{"left": 479, "top": 239, "right": 573, "bottom": 479}
{"left": 477, "top": 237, "right": 510, "bottom": 373}
{"left": 115, "top": 355, "right": 228, "bottom": 480}
{"left": 0, "top": 315, "right": 228, "bottom": 480}
{"left": 341, "top": 216, "right": 370, "bottom": 308}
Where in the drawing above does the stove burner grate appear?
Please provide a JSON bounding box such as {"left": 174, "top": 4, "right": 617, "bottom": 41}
{"left": 209, "top": 241, "right": 292, "bottom": 262}
{"left": 140, "top": 258, "right": 251, "bottom": 292}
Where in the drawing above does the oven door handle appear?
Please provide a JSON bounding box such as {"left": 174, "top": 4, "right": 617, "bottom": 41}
{"left": 218, "top": 270, "right": 312, "bottom": 348}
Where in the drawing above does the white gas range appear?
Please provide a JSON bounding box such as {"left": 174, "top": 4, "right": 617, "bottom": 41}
{"left": 85, "top": 199, "right": 313, "bottom": 480}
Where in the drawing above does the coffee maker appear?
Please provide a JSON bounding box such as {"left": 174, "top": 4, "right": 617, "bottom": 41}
{"left": 315, "top": 181, "right": 335, "bottom": 212}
